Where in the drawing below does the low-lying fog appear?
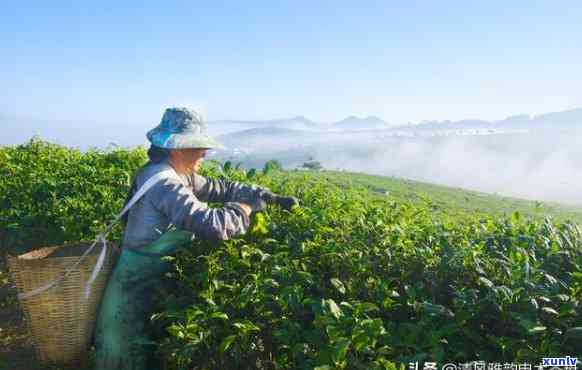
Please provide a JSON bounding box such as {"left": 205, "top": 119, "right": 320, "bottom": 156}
{"left": 210, "top": 116, "right": 582, "bottom": 206}
{"left": 2, "top": 110, "right": 582, "bottom": 205}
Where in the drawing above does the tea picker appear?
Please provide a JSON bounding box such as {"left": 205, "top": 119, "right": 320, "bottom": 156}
{"left": 92, "top": 107, "right": 298, "bottom": 370}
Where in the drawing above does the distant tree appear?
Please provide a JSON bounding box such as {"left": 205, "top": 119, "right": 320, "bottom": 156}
{"left": 247, "top": 168, "right": 257, "bottom": 179}
{"left": 302, "top": 160, "right": 323, "bottom": 171}
{"left": 223, "top": 161, "right": 233, "bottom": 172}
{"left": 263, "top": 159, "right": 283, "bottom": 174}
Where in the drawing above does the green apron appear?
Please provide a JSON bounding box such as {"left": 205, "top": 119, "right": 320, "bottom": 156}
{"left": 93, "top": 229, "right": 193, "bottom": 370}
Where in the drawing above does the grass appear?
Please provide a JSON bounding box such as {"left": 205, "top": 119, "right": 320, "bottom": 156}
{"left": 282, "top": 169, "right": 582, "bottom": 224}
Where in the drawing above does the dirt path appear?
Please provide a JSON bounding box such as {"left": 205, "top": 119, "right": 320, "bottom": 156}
{"left": 0, "top": 277, "right": 40, "bottom": 370}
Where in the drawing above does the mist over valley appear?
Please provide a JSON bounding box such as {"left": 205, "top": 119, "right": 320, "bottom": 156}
{"left": 2, "top": 107, "right": 582, "bottom": 205}
{"left": 209, "top": 108, "right": 582, "bottom": 205}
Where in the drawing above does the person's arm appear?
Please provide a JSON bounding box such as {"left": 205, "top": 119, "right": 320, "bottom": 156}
{"left": 150, "top": 176, "right": 252, "bottom": 241}
{"left": 190, "top": 173, "right": 268, "bottom": 204}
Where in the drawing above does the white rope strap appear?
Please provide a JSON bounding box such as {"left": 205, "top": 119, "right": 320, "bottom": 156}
{"left": 17, "top": 170, "right": 174, "bottom": 301}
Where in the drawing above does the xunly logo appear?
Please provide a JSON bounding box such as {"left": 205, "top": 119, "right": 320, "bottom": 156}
{"left": 542, "top": 357, "right": 578, "bottom": 367}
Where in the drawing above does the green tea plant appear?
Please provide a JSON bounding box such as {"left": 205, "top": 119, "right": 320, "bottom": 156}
{"left": 0, "top": 138, "right": 147, "bottom": 255}
{"left": 155, "top": 172, "right": 582, "bottom": 369}
{"left": 1, "top": 140, "right": 581, "bottom": 369}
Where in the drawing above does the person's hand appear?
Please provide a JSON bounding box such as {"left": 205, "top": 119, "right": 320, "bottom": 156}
{"left": 258, "top": 190, "right": 300, "bottom": 211}
{"left": 276, "top": 196, "right": 300, "bottom": 211}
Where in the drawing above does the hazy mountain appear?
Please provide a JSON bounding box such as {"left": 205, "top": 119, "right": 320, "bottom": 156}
{"left": 208, "top": 116, "right": 319, "bottom": 136}
{"left": 332, "top": 115, "right": 391, "bottom": 130}
{"left": 405, "top": 108, "right": 582, "bottom": 132}
{"left": 218, "top": 127, "right": 308, "bottom": 141}
{"left": 2, "top": 106, "right": 582, "bottom": 148}
{"left": 530, "top": 107, "right": 582, "bottom": 127}
{"left": 414, "top": 119, "right": 493, "bottom": 130}
{"left": 216, "top": 127, "right": 316, "bottom": 152}
{"left": 495, "top": 108, "right": 582, "bottom": 130}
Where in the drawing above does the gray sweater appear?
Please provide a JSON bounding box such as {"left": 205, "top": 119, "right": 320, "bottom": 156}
{"left": 122, "top": 160, "right": 263, "bottom": 249}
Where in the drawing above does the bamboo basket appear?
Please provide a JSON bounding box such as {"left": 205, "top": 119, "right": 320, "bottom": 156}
{"left": 7, "top": 242, "right": 118, "bottom": 367}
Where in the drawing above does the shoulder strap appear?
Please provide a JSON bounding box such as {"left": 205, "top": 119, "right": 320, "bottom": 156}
{"left": 18, "top": 169, "right": 175, "bottom": 301}
{"left": 115, "top": 169, "right": 174, "bottom": 222}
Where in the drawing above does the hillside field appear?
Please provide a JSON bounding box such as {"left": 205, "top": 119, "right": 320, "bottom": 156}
{"left": 301, "top": 170, "right": 582, "bottom": 224}
{"left": 1, "top": 139, "right": 581, "bottom": 369}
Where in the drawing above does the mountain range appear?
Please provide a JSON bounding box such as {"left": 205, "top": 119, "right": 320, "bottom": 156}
{"left": 412, "top": 107, "right": 582, "bottom": 131}
{"left": 1, "top": 107, "right": 581, "bottom": 148}
{"left": 209, "top": 107, "right": 582, "bottom": 136}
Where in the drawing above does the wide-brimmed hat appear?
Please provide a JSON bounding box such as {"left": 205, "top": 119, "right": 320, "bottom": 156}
{"left": 146, "top": 107, "right": 224, "bottom": 149}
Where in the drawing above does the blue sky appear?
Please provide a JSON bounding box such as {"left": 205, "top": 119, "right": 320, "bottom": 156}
{"left": 1, "top": 0, "right": 581, "bottom": 127}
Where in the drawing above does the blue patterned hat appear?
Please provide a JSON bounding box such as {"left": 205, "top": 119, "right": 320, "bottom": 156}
{"left": 146, "top": 108, "right": 224, "bottom": 149}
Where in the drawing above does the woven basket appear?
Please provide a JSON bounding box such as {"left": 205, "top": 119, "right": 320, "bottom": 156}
{"left": 7, "top": 242, "right": 118, "bottom": 367}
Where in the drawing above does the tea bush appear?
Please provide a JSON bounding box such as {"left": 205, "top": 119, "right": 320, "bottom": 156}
{"left": 1, "top": 140, "right": 581, "bottom": 369}
{"left": 0, "top": 138, "right": 147, "bottom": 256}
{"left": 157, "top": 172, "right": 582, "bottom": 369}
